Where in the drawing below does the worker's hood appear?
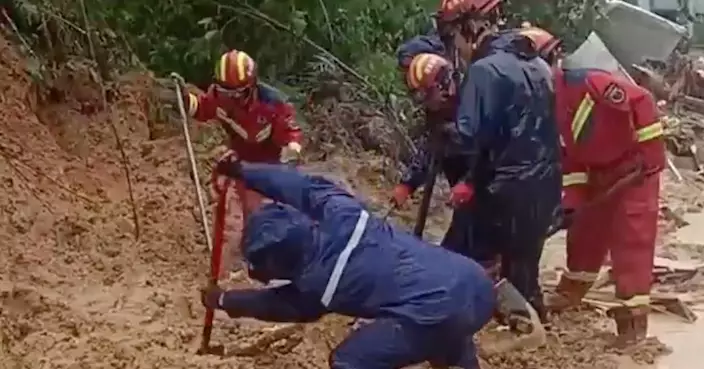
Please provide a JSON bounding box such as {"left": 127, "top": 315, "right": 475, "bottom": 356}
{"left": 397, "top": 34, "right": 447, "bottom": 68}
{"left": 242, "top": 202, "right": 316, "bottom": 282}
{"left": 476, "top": 31, "right": 538, "bottom": 61}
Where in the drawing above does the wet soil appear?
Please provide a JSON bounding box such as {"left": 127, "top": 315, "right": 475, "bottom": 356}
{"left": 0, "top": 32, "right": 700, "bottom": 369}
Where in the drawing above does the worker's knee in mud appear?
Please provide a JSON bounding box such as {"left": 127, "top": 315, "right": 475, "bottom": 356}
{"left": 428, "top": 335, "right": 481, "bottom": 369}
{"left": 328, "top": 348, "right": 361, "bottom": 369}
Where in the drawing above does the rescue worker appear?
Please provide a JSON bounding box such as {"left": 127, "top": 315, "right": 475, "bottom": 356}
{"left": 390, "top": 53, "right": 476, "bottom": 256}
{"left": 171, "top": 49, "right": 303, "bottom": 220}
{"left": 396, "top": 7, "right": 507, "bottom": 74}
{"left": 200, "top": 159, "right": 496, "bottom": 369}
{"left": 516, "top": 25, "right": 563, "bottom": 66}
{"left": 524, "top": 27, "right": 666, "bottom": 348}
{"left": 434, "top": 0, "right": 562, "bottom": 322}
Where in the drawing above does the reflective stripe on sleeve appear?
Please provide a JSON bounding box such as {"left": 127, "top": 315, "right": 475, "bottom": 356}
{"left": 636, "top": 121, "right": 664, "bottom": 142}
{"left": 320, "top": 210, "right": 369, "bottom": 307}
{"left": 618, "top": 294, "right": 650, "bottom": 307}
{"left": 187, "top": 93, "right": 199, "bottom": 116}
{"left": 572, "top": 94, "right": 595, "bottom": 142}
{"left": 562, "top": 172, "right": 588, "bottom": 187}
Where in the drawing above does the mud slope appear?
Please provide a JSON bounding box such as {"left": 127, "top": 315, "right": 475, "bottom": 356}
{"left": 0, "top": 34, "right": 347, "bottom": 368}
{"left": 0, "top": 30, "right": 691, "bottom": 369}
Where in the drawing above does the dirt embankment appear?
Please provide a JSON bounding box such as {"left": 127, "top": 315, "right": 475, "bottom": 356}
{"left": 0, "top": 32, "right": 352, "bottom": 368}
{"left": 1, "top": 30, "right": 699, "bottom": 369}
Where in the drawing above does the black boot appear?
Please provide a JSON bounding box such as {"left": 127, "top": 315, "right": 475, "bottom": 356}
{"left": 528, "top": 291, "right": 548, "bottom": 324}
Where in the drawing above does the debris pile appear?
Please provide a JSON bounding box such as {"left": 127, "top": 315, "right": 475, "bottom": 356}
{"left": 480, "top": 309, "right": 670, "bottom": 369}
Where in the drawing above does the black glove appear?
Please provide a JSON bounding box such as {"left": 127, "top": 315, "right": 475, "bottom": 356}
{"left": 545, "top": 207, "right": 575, "bottom": 238}
{"left": 169, "top": 72, "right": 186, "bottom": 90}
{"left": 169, "top": 72, "right": 191, "bottom": 115}
{"left": 214, "top": 150, "right": 242, "bottom": 179}
{"left": 200, "top": 284, "right": 224, "bottom": 310}
{"left": 561, "top": 208, "right": 575, "bottom": 230}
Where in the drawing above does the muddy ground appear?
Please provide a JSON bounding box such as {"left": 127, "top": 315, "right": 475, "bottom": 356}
{"left": 0, "top": 33, "right": 702, "bottom": 369}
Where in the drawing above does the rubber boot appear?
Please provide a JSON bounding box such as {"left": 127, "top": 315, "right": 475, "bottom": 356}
{"left": 544, "top": 276, "right": 593, "bottom": 312}
{"left": 528, "top": 292, "right": 548, "bottom": 325}
{"left": 607, "top": 305, "right": 649, "bottom": 349}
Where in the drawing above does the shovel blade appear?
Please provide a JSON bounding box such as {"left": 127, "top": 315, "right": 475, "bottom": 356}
{"left": 494, "top": 278, "right": 531, "bottom": 318}
{"left": 480, "top": 279, "right": 547, "bottom": 355}
{"left": 196, "top": 344, "right": 225, "bottom": 356}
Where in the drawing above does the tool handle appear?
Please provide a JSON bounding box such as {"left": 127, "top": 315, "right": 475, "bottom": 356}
{"left": 199, "top": 309, "right": 215, "bottom": 349}
{"left": 172, "top": 79, "right": 214, "bottom": 253}
{"left": 198, "top": 159, "right": 230, "bottom": 351}
{"left": 211, "top": 184, "right": 229, "bottom": 282}
{"left": 545, "top": 168, "right": 643, "bottom": 238}
{"left": 413, "top": 134, "right": 441, "bottom": 238}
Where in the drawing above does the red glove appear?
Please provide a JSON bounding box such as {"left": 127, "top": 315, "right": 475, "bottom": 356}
{"left": 449, "top": 182, "right": 475, "bottom": 208}
{"left": 391, "top": 184, "right": 412, "bottom": 207}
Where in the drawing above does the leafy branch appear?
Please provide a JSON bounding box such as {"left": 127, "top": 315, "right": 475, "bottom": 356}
{"left": 217, "top": 2, "right": 381, "bottom": 99}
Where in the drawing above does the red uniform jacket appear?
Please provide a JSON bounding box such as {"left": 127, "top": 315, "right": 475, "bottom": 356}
{"left": 185, "top": 83, "right": 302, "bottom": 162}
{"left": 554, "top": 69, "right": 665, "bottom": 209}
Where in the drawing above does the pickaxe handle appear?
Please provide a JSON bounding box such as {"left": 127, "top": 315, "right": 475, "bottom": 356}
{"left": 171, "top": 77, "right": 227, "bottom": 355}
{"left": 171, "top": 78, "right": 214, "bottom": 253}
{"left": 546, "top": 167, "right": 644, "bottom": 238}
{"left": 198, "top": 182, "right": 229, "bottom": 353}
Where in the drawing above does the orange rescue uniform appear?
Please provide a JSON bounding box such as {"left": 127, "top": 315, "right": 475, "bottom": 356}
{"left": 185, "top": 82, "right": 302, "bottom": 217}
{"left": 552, "top": 68, "right": 665, "bottom": 346}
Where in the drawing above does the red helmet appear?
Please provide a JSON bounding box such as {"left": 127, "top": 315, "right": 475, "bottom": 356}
{"left": 405, "top": 53, "right": 453, "bottom": 90}
{"left": 214, "top": 50, "right": 257, "bottom": 88}
{"left": 437, "top": 0, "right": 501, "bottom": 22}
{"left": 518, "top": 27, "right": 562, "bottom": 64}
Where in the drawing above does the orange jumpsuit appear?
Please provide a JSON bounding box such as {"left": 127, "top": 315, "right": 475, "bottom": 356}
{"left": 185, "top": 82, "right": 302, "bottom": 217}
{"left": 552, "top": 68, "right": 665, "bottom": 344}
{"left": 185, "top": 82, "right": 302, "bottom": 276}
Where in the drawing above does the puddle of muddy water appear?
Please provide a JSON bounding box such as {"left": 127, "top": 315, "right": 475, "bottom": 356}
{"left": 648, "top": 313, "right": 704, "bottom": 369}
{"left": 652, "top": 211, "right": 704, "bottom": 369}
{"left": 672, "top": 212, "right": 704, "bottom": 245}
{"left": 417, "top": 195, "right": 704, "bottom": 369}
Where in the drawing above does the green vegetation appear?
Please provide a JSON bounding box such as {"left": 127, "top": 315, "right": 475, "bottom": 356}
{"left": 6, "top": 0, "right": 593, "bottom": 101}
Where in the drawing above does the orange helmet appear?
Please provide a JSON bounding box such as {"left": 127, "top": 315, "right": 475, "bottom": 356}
{"left": 406, "top": 53, "right": 453, "bottom": 90}
{"left": 214, "top": 50, "right": 257, "bottom": 88}
{"left": 437, "top": 0, "right": 501, "bottom": 22}
{"left": 518, "top": 27, "right": 562, "bottom": 64}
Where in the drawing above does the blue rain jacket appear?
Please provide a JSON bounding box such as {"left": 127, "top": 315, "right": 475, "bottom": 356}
{"left": 396, "top": 33, "right": 447, "bottom": 69}
{"left": 454, "top": 31, "right": 561, "bottom": 236}
{"left": 219, "top": 163, "right": 495, "bottom": 326}
{"left": 455, "top": 30, "right": 560, "bottom": 192}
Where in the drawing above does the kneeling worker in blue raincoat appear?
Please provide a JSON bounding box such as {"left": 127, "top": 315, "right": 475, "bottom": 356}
{"left": 434, "top": 0, "right": 562, "bottom": 326}
{"left": 200, "top": 157, "right": 495, "bottom": 369}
